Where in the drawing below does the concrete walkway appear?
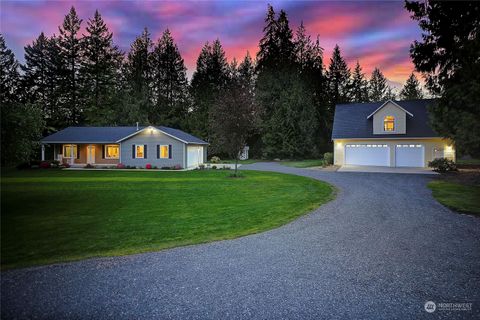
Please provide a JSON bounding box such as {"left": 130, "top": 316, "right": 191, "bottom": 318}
{"left": 1, "top": 163, "right": 479, "bottom": 319}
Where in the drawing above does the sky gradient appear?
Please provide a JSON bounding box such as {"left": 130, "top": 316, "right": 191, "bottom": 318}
{"left": 1, "top": 0, "right": 422, "bottom": 85}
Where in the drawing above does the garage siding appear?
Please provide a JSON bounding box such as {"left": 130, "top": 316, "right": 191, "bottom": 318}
{"left": 333, "top": 138, "right": 455, "bottom": 167}
{"left": 120, "top": 129, "right": 185, "bottom": 168}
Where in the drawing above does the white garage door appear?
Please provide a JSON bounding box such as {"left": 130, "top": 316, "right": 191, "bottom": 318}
{"left": 187, "top": 146, "right": 203, "bottom": 168}
{"left": 345, "top": 144, "right": 390, "bottom": 166}
{"left": 395, "top": 144, "right": 424, "bottom": 167}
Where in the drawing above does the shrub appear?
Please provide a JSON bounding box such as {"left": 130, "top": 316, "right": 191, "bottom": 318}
{"left": 428, "top": 158, "right": 457, "bottom": 173}
{"left": 323, "top": 152, "right": 333, "bottom": 165}
{"left": 61, "top": 162, "right": 70, "bottom": 168}
{"left": 51, "top": 160, "right": 60, "bottom": 166}
{"left": 153, "top": 166, "right": 158, "bottom": 169}
{"left": 146, "top": 163, "right": 152, "bottom": 169}
{"left": 173, "top": 164, "right": 182, "bottom": 170}
{"left": 212, "top": 165, "right": 217, "bottom": 169}
{"left": 117, "top": 163, "right": 126, "bottom": 169}
{"left": 198, "top": 164, "right": 205, "bottom": 170}
{"left": 40, "top": 161, "right": 50, "bottom": 169}
{"left": 161, "top": 166, "right": 171, "bottom": 170}
{"left": 210, "top": 156, "right": 221, "bottom": 163}
{"left": 16, "top": 162, "right": 31, "bottom": 170}
{"left": 84, "top": 164, "right": 95, "bottom": 169}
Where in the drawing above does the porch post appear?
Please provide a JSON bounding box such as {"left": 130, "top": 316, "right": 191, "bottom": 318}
{"left": 70, "top": 144, "right": 74, "bottom": 165}
{"left": 53, "top": 145, "right": 56, "bottom": 160}
{"left": 41, "top": 144, "right": 45, "bottom": 161}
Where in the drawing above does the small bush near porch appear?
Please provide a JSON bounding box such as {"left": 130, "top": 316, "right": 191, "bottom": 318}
{"left": 1, "top": 169, "right": 333, "bottom": 269}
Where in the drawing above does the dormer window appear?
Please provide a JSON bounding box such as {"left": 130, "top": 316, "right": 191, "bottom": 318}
{"left": 384, "top": 116, "right": 395, "bottom": 131}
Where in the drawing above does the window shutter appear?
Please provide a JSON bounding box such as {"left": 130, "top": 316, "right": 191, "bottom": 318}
{"left": 157, "top": 145, "right": 160, "bottom": 159}
{"left": 102, "top": 146, "right": 105, "bottom": 159}
{"left": 144, "top": 145, "right": 147, "bottom": 158}
{"left": 132, "top": 145, "right": 135, "bottom": 158}
{"left": 168, "top": 145, "right": 172, "bottom": 159}
{"left": 76, "top": 146, "right": 80, "bottom": 159}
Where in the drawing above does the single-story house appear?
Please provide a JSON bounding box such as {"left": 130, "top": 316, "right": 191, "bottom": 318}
{"left": 41, "top": 125, "right": 208, "bottom": 168}
{"left": 332, "top": 99, "right": 455, "bottom": 168}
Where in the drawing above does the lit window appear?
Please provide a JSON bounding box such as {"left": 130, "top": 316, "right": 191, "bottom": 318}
{"left": 63, "top": 145, "right": 78, "bottom": 158}
{"left": 136, "top": 145, "right": 144, "bottom": 158}
{"left": 159, "top": 145, "right": 169, "bottom": 159}
{"left": 105, "top": 145, "right": 119, "bottom": 159}
{"left": 384, "top": 116, "right": 395, "bottom": 131}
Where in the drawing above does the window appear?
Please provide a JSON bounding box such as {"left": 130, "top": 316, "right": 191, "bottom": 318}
{"left": 63, "top": 145, "right": 78, "bottom": 158}
{"left": 135, "top": 145, "right": 144, "bottom": 158}
{"left": 104, "top": 145, "right": 119, "bottom": 159}
{"left": 159, "top": 145, "right": 169, "bottom": 159}
{"left": 384, "top": 116, "right": 395, "bottom": 131}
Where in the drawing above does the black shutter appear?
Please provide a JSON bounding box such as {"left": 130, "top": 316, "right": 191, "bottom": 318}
{"left": 102, "top": 145, "right": 105, "bottom": 159}
{"left": 144, "top": 145, "right": 147, "bottom": 158}
{"left": 157, "top": 145, "right": 160, "bottom": 159}
{"left": 132, "top": 145, "right": 135, "bottom": 158}
{"left": 168, "top": 145, "right": 172, "bottom": 159}
{"left": 76, "top": 146, "right": 80, "bottom": 159}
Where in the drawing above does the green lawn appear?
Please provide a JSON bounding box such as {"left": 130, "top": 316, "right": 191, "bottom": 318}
{"left": 428, "top": 180, "right": 480, "bottom": 214}
{"left": 456, "top": 158, "right": 480, "bottom": 166}
{"left": 1, "top": 169, "right": 333, "bottom": 269}
{"left": 281, "top": 159, "right": 325, "bottom": 168}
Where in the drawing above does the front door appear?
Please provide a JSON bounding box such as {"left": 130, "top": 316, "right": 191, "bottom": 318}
{"left": 87, "top": 145, "right": 95, "bottom": 164}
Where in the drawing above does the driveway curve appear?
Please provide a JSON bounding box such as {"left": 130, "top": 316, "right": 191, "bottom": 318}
{"left": 2, "top": 162, "right": 479, "bottom": 319}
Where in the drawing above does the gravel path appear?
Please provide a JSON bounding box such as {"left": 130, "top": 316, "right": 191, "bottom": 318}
{"left": 2, "top": 163, "right": 479, "bottom": 319}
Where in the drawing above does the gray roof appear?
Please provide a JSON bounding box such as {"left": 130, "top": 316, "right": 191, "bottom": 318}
{"left": 41, "top": 126, "right": 208, "bottom": 144}
{"left": 332, "top": 99, "right": 440, "bottom": 139}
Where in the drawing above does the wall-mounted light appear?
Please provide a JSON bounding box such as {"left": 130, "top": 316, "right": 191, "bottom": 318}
{"left": 336, "top": 142, "right": 343, "bottom": 148}
{"left": 445, "top": 145, "right": 453, "bottom": 152}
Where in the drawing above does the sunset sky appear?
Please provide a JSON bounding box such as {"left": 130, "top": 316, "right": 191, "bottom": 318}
{"left": 1, "top": 0, "right": 422, "bottom": 85}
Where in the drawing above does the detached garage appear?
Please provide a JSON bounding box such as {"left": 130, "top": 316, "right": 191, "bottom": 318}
{"left": 332, "top": 99, "right": 456, "bottom": 168}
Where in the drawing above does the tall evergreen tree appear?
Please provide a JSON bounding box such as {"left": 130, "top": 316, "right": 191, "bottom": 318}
{"left": 190, "top": 39, "right": 229, "bottom": 139}
{"left": 400, "top": 73, "right": 424, "bottom": 100}
{"left": 150, "top": 29, "right": 189, "bottom": 127}
{"left": 256, "top": 4, "right": 278, "bottom": 71}
{"left": 350, "top": 61, "right": 369, "bottom": 102}
{"left": 369, "top": 67, "right": 392, "bottom": 101}
{"left": 58, "top": 6, "right": 83, "bottom": 125}
{"left": 81, "top": 10, "right": 123, "bottom": 125}
{"left": 237, "top": 52, "right": 255, "bottom": 93}
{"left": 406, "top": 1, "right": 480, "bottom": 156}
{"left": 326, "top": 45, "right": 351, "bottom": 106}
{"left": 122, "top": 27, "right": 153, "bottom": 124}
{"left": 1, "top": 35, "right": 44, "bottom": 165}
{"left": 22, "top": 33, "right": 65, "bottom": 130}
{"left": 294, "top": 22, "right": 328, "bottom": 153}
{"left": 0, "top": 35, "right": 20, "bottom": 104}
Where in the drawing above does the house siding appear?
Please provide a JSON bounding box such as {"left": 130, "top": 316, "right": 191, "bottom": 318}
{"left": 372, "top": 102, "right": 407, "bottom": 134}
{"left": 120, "top": 129, "right": 185, "bottom": 168}
{"left": 333, "top": 138, "right": 455, "bottom": 167}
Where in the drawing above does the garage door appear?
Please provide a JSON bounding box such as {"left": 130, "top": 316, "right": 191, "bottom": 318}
{"left": 345, "top": 144, "right": 390, "bottom": 166}
{"left": 187, "top": 146, "right": 203, "bottom": 168}
{"left": 395, "top": 144, "right": 424, "bottom": 167}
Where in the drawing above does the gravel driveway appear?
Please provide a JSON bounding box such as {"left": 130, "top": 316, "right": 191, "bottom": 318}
{"left": 2, "top": 162, "right": 479, "bottom": 319}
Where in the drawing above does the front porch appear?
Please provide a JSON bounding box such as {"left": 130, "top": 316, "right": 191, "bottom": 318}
{"left": 41, "top": 143, "right": 120, "bottom": 166}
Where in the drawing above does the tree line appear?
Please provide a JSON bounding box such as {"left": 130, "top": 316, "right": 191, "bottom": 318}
{"left": 1, "top": 5, "right": 425, "bottom": 165}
